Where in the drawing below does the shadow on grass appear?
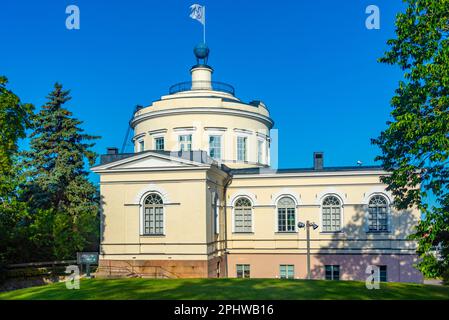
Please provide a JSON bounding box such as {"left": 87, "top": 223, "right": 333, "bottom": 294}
{"left": 1, "top": 278, "right": 448, "bottom": 300}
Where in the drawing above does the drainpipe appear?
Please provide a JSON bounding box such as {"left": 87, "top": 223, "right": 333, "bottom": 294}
{"left": 223, "top": 174, "right": 233, "bottom": 278}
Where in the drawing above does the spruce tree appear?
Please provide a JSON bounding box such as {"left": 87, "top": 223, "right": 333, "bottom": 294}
{"left": 23, "top": 83, "right": 100, "bottom": 260}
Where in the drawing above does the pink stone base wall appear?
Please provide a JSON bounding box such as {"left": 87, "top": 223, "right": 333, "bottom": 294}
{"left": 227, "top": 253, "right": 423, "bottom": 283}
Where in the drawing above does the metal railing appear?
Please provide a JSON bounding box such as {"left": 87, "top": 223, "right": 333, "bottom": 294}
{"left": 96, "top": 265, "right": 180, "bottom": 279}
{"left": 169, "top": 81, "right": 235, "bottom": 96}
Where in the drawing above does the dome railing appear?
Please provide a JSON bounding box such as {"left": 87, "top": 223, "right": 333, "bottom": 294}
{"left": 169, "top": 81, "right": 235, "bottom": 96}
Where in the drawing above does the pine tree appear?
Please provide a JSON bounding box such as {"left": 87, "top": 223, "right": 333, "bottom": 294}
{"left": 23, "top": 83, "right": 100, "bottom": 260}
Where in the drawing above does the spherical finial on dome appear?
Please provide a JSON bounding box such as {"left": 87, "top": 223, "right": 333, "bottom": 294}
{"left": 194, "top": 43, "right": 210, "bottom": 66}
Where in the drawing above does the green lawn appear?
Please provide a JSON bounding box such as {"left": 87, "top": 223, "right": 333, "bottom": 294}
{"left": 1, "top": 278, "right": 448, "bottom": 300}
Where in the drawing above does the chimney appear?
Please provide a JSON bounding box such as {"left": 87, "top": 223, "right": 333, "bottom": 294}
{"left": 313, "top": 152, "right": 324, "bottom": 170}
{"left": 107, "top": 147, "right": 119, "bottom": 155}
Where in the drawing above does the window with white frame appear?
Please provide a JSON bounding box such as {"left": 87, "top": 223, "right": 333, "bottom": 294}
{"left": 237, "top": 136, "right": 247, "bottom": 161}
{"left": 277, "top": 197, "right": 296, "bottom": 232}
{"left": 138, "top": 139, "right": 145, "bottom": 152}
{"left": 280, "top": 265, "right": 294, "bottom": 279}
{"left": 209, "top": 135, "right": 222, "bottom": 160}
{"left": 325, "top": 265, "right": 340, "bottom": 280}
{"left": 368, "top": 195, "right": 389, "bottom": 232}
{"left": 322, "top": 196, "right": 342, "bottom": 232}
{"left": 378, "top": 265, "right": 387, "bottom": 282}
{"left": 179, "top": 134, "right": 192, "bottom": 151}
{"left": 234, "top": 197, "right": 252, "bottom": 233}
{"left": 154, "top": 137, "right": 164, "bottom": 151}
{"left": 257, "top": 139, "right": 264, "bottom": 164}
{"left": 236, "top": 264, "right": 250, "bottom": 278}
{"left": 143, "top": 193, "right": 164, "bottom": 235}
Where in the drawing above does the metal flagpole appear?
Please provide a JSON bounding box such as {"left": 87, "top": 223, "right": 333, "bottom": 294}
{"left": 203, "top": 6, "right": 206, "bottom": 43}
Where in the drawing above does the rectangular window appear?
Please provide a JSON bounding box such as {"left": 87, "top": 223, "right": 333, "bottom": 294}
{"left": 234, "top": 208, "right": 252, "bottom": 233}
{"left": 236, "top": 264, "right": 250, "bottom": 278}
{"left": 209, "top": 135, "right": 222, "bottom": 160}
{"left": 143, "top": 207, "right": 164, "bottom": 235}
{"left": 154, "top": 137, "right": 164, "bottom": 151}
{"left": 277, "top": 208, "right": 296, "bottom": 232}
{"left": 280, "top": 265, "right": 294, "bottom": 279}
{"left": 378, "top": 265, "right": 387, "bottom": 282}
{"left": 237, "top": 136, "right": 247, "bottom": 162}
{"left": 322, "top": 207, "right": 341, "bottom": 232}
{"left": 368, "top": 203, "right": 388, "bottom": 232}
{"left": 179, "top": 134, "right": 192, "bottom": 151}
{"left": 325, "top": 265, "right": 340, "bottom": 280}
{"left": 138, "top": 140, "right": 145, "bottom": 152}
{"left": 257, "top": 140, "right": 264, "bottom": 164}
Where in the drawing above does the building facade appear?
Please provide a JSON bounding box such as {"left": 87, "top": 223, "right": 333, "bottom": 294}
{"left": 92, "top": 45, "right": 423, "bottom": 283}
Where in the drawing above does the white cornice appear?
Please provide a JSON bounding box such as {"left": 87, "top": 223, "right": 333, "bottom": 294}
{"left": 256, "top": 132, "right": 268, "bottom": 139}
{"left": 234, "top": 128, "right": 253, "bottom": 135}
{"left": 173, "top": 126, "right": 197, "bottom": 132}
{"left": 131, "top": 107, "right": 274, "bottom": 129}
{"left": 132, "top": 133, "right": 146, "bottom": 141}
{"left": 93, "top": 166, "right": 210, "bottom": 174}
{"left": 91, "top": 151, "right": 210, "bottom": 172}
{"left": 232, "top": 170, "right": 388, "bottom": 179}
{"left": 149, "top": 129, "right": 168, "bottom": 135}
{"left": 204, "top": 127, "right": 228, "bottom": 132}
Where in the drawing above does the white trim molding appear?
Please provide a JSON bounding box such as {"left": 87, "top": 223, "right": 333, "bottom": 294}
{"left": 231, "top": 197, "right": 254, "bottom": 234}
{"left": 361, "top": 188, "right": 393, "bottom": 205}
{"left": 131, "top": 107, "right": 274, "bottom": 131}
{"left": 205, "top": 127, "right": 227, "bottom": 132}
{"left": 318, "top": 193, "right": 345, "bottom": 234}
{"left": 149, "top": 129, "right": 168, "bottom": 135}
{"left": 315, "top": 188, "right": 346, "bottom": 205}
{"left": 274, "top": 193, "right": 298, "bottom": 233}
{"left": 134, "top": 184, "right": 171, "bottom": 205}
{"left": 138, "top": 188, "right": 167, "bottom": 237}
{"left": 132, "top": 132, "right": 146, "bottom": 141}
{"left": 271, "top": 189, "right": 300, "bottom": 206}
{"left": 362, "top": 191, "right": 393, "bottom": 233}
{"left": 229, "top": 190, "right": 257, "bottom": 207}
{"left": 234, "top": 128, "right": 253, "bottom": 136}
{"left": 173, "top": 126, "right": 197, "bottom": 132}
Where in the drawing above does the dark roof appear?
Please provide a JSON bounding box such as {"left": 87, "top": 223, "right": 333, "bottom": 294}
{"left": 98, "top": 151, "right": 383, "bottom": 174}
{"left": 99, "top": 150, "right": 216, "bottom": 166}
{"left": 230, "top": 165, "right": 384, "bottom": 175}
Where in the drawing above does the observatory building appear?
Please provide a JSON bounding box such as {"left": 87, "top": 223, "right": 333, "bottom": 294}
{"left": 92, "top": 45, "right": 422, "bottom": 282}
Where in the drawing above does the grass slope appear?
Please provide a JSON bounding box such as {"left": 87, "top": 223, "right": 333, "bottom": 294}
{"left": 1, "top": 278, "right": 448, "bottom": 300}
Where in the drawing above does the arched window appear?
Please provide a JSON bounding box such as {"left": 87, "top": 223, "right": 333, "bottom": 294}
{"left": 322, "top": 196, "right": 342, "bottom": 232}
{"left": 277, "top": 197, "right": 296, "bottom": 232}
{"left": 234, "top": 197, "right": 252, "bottom": 233}
{"left": 143, "top": 193, "right": 164, "bottom": 235}
{"left": 368, "top": 195, "right": 389, "bottom": 232}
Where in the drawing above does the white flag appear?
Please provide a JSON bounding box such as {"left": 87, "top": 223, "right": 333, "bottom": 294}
{"left": 190, "top": 4, "right": 205, "bottom": 25}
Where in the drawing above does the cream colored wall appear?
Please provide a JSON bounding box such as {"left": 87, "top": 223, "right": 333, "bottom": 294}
{"left": 96, "top": 162, "right": 420, "bottom": 281}
{"left": 205, "top": 168, "right": 229, "bottom": 257}
{"left": 99, "top": 169, "right": 212, "bottom": 261}
{"left": 135, "top": 95, "right": 271, "bottom": 118}
{"left": 133, "top": 112, "right": 271, "bottom": 167}
{"left": 225, "top": 171, "right": 420, "bottom": 255}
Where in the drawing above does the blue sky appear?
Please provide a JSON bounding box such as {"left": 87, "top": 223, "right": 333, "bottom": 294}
{"left": 1, "top": 0, "right": 406, "bottom": 173}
